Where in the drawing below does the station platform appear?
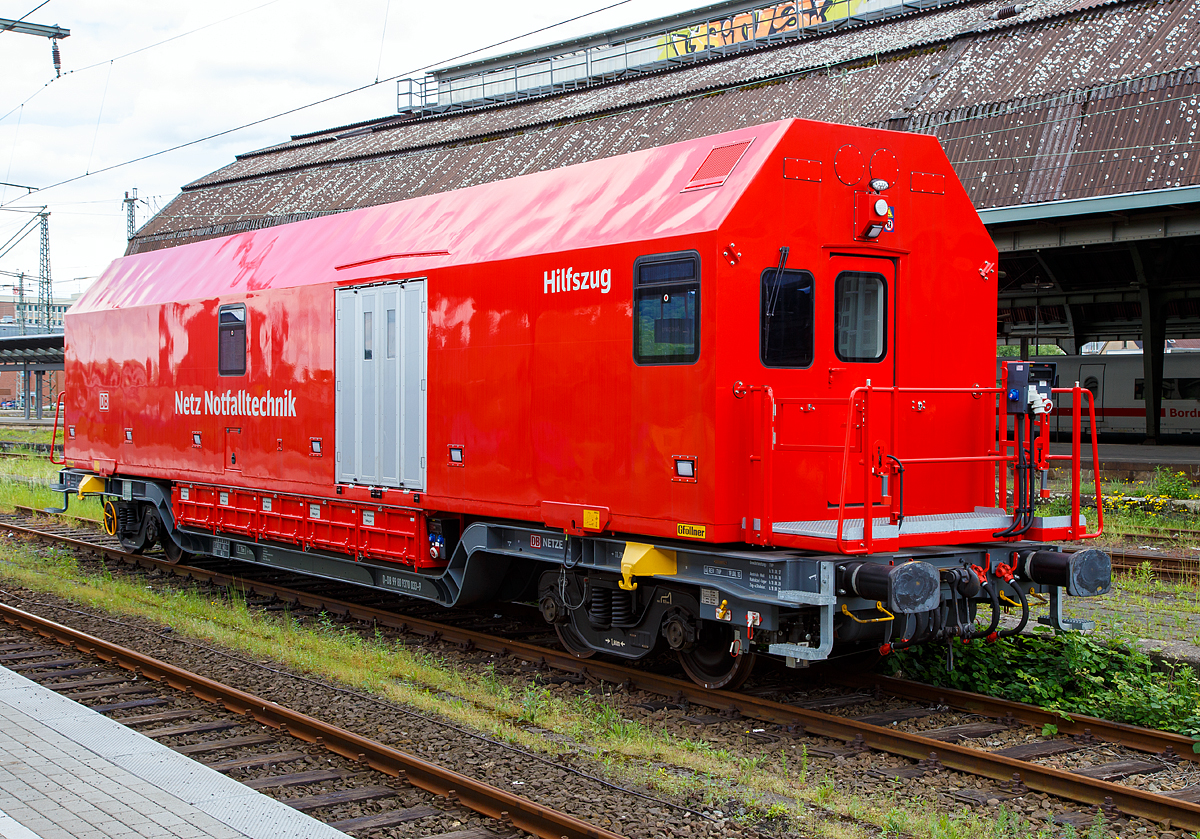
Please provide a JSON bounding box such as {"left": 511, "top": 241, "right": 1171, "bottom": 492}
{"left": 1049, "top": 441, "right": 1200, "bottom": 482}
{"left": 0, "top": 664, "right": 351, "bottom": 839}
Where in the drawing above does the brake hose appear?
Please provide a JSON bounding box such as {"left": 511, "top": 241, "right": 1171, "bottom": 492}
{"left": 997, "top": 583, "right": 1030, "bottom": 638}
{"left": 969, "top": 580, "right": 1001, "bottom": 641}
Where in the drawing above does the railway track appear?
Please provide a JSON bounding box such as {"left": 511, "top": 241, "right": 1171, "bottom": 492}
{"left": 1, "top": 509, "right": 1198, "bottom": 833}
{"left": 1106, "top": 546, "right": 1200, "bottom": 581}
{"left": 0, "top": 600, "right": 623, "bottom": 839}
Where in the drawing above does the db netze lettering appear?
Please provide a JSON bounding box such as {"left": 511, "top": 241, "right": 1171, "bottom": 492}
{"left": 543, "top": 266, "right": 611, "bottom": 295}
{"left": 174, "top": 389, "right": 297, "bottom": 418}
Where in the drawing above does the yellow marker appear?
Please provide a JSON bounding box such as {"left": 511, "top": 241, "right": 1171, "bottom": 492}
{"left": 77, "top": 475, "right": 105, "bottom": 498}
{"left": 676, "top": 523, "right": 706, "bottom": 539}
{"left": 619, "top": 542, "right": 677, "bottom": 591}
{"left": 583, "top": 509, "right": 600, "bottom": 530}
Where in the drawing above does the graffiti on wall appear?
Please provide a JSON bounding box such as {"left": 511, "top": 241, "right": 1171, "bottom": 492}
{"left": 656, "top": 0, "right": 872, "bottom": 59}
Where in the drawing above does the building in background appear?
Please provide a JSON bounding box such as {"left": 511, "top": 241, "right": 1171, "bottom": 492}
{"left": 0, "top": 286, "right": 78, "bottom": 409}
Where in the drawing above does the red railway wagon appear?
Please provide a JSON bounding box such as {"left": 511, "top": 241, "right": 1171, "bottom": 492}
{"left": 56, "top": 118, "right": 1110, "bottom": 688}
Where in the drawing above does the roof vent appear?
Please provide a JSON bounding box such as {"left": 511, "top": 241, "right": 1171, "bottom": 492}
{"left": 683, "top": 139, "right": 753, "bottom": 191}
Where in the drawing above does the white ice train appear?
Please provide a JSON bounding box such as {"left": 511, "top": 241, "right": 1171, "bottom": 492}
{"left": 1015, "top": 353, "right": 1200, "bottom": 437}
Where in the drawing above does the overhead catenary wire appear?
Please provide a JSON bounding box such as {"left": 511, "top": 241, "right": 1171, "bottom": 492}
{"left": 0, "top": 0, "right": 286, "bottom": 125}
{"left": 0, "top": 0, "right": 54, "bottom": 33}
{"left": 374, "top": 0, "right": 392, "bottom": 85}
{"left": 84, "top": 61, "right": 114, "bottom": 176}
{"left": 0, "top": 0, "right": 636, "bottom": 207}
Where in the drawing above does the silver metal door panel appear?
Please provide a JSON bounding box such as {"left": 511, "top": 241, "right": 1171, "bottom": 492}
{"left": 360, "top": 289, "right": 378, "bottom": 483}
{"left": 379, "top": 288, "right": 400, "bottom": 486}
{"left": 400, "top": 282, "right": 426, "bottom": 488}
{"left": 335, "top": 281, "right": 426, "bottom": 490}
{"left": 335, "top": 292, "right": 354, "bottom": 482}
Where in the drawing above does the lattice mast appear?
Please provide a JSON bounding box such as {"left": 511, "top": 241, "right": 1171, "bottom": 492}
{"left": 38, "top": 212, "right": 51, "bottom": 333}
{"left": 124, "top": 189, "right": 138, "bottom": 240}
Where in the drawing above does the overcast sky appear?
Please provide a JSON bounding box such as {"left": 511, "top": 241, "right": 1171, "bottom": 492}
{"left": 0, "top": 0, "right": 700, "bottom": 300}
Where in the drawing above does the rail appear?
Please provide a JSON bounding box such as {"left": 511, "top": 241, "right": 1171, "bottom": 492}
{"left": 0, "top": 600, "right": 624, "bottom": 839}
{"left": 742, "top": 380, "right": 1104, "bottom": 553}
{"left": 2, "top": 511, "right": 1197, "bottom": 829}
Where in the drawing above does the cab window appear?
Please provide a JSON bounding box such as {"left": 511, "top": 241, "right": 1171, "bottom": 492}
{"left": 761, "top": 268, "right": 814, "bottom": 367}
{"left": 218, "top": 304, "right": 247, "bottom": 375}
{"left": 634, "top": 253, "right": 700, "bottom": 364}
{"left": 835, "top": 272, "right": 886, "bottom": 362}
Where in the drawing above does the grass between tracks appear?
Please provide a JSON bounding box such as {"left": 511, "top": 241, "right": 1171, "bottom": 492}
{"left": 889, "top": 630, "right": 1200, "bottom": 740}
{"left": 0, "top": 534, "right": 1105, "bottom": 839}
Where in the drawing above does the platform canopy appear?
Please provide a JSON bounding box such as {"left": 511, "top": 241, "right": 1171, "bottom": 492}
{"left": 0, "top": 333, "right": 63, "bottom": 371}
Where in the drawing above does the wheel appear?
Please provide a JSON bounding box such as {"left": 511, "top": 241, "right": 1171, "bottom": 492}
{"left": 677, "top": 621, "right": 755, "bottom": 690}
{"left": 161, "top": 536, "right": 192, "bottom": 565}
{"left": 555, "top": 620, "right": 595, "bottom": 659}
{"left": 150, "top": 508, "right": 192, "bottom": 565}
{"left": 118, "top": 527, "right": 149, "bottom": 554}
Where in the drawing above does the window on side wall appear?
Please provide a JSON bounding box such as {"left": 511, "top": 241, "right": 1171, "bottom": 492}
{"left": 761, "top": 268, "right": 814, "bottom": 367}
{"left": 634, "top": 252, "right": 700, "bottom": 365}
{"left": 834, "top": 272, "right": 886, "bottom": 362}
{"left": 218, "top": 304, "right": 247, "bottom": 376}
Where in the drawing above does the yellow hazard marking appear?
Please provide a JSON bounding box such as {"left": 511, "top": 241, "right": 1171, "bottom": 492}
{"left": 77, "top": 475, "right": 105, "bottom": 498}
{"left": 583, "top": 509, "right": 600, "bottom": 530}
{"left": 676, "top": 523, "right": 706, "bottom": 539}
{"left": 619, "top": 542, "right": 677, "bottom": 591}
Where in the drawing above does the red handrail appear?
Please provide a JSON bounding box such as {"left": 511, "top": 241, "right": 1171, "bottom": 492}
{"left": 1046, "top": 385, "right": 1104, "bottom": 539}
{"left": 745, "top": 380, "right": 1100, "bottom": 553}
{"left": 49, "top": 392, "right": 66, "bottom": 465}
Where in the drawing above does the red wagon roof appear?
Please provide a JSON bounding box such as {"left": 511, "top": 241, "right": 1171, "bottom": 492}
{"left": 75, "top": 120, "right": 796, "bottom": 315}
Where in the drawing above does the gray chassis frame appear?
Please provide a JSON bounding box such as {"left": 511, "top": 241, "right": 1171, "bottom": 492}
{"left": 52, "top": 470, "right": 1094, "bottom": 666}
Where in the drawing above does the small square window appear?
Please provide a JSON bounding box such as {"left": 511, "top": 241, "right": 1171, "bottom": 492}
{"left": 634, "top": 253, "right": 700, "bottom": 365}
{"left": 761, "top": 268, "right": 814, "bottom": 368}
{"left": 218, "top": 304, "right": 246, "bottom": 376}
{"left": 834, "top": 272, "right": 887, "bottom": 363}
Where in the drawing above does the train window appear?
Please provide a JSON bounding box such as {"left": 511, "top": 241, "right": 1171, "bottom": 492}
{"left": 386, "top": 309, "right": 396, "bottom": 359}
{"left": 364, "top": 311, "right": 373, "bottom": 360}
{"left": 1135, "top": 377, "right": 1200, "bottom": 400}
{"left": 761, "top": 268, "right": 814, "bottom": 367}
{"left": 634, "top": 252, "right": 701, "bottom": 365}
{"left": 834, "top": 272, "right": 886, "bottom": 362}
{"left": 218, "top": 304, "right": 246, "bottom": 376}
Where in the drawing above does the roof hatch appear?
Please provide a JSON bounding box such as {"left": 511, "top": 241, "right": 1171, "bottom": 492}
{"left": 682, "top": 139, "right": 753, "bottom": 192}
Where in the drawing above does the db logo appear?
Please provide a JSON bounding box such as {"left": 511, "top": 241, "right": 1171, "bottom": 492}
{"left": 530, "top": 535, "right": 542, "bottom": 548}
{"left": 99, "top": 391, "right": 110, "bottom": 412}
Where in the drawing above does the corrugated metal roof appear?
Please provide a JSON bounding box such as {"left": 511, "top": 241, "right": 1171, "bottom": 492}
{"left": 914, "top": 67, "right": 1200, "bottom": 207}
{"left": 131, "top": 0, "right": 1200, "bottom": 255}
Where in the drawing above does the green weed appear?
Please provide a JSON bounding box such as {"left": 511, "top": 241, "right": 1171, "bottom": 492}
{"left": 891, "top": 630, "right": 1200, "bottom": 737}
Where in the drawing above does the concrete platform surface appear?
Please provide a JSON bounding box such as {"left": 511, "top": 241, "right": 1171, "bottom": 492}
{"left": 0, "top": 664, "right": 351, "bottom": 839}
